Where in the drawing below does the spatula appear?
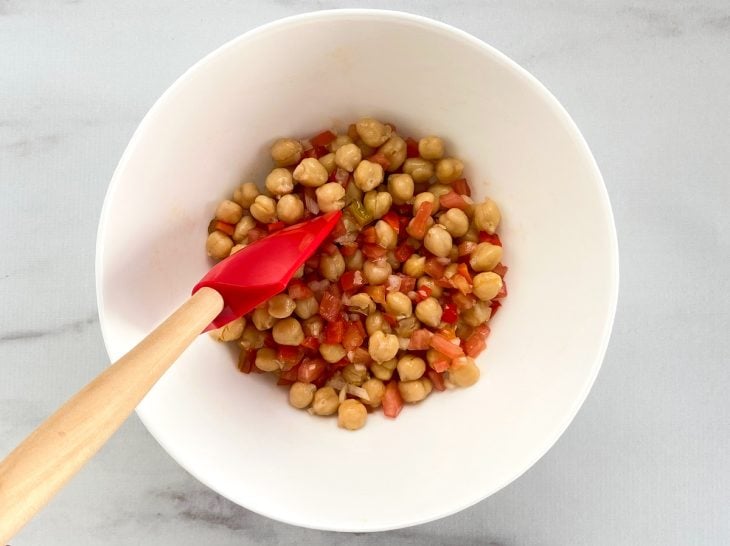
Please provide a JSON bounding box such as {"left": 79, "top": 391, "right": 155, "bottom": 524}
{"left": 0, "top": 210, "right": 342, "bottom": 543}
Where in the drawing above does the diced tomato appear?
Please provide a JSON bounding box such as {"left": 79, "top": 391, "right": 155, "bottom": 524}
{"left": 438, "top": 327, "right": 457, "bottom": 340}
{"left": 288, "top": 279, "right": 313, "bottom": 300}
{"left": 342, "top": 320, "right": 365, "bottom": 351}
{"left": 490, "top": 300, "right": 502, "bottom": 316}
{"left": 324, "top": 318, "right": 345, "bottom": 344}
{"left": 368, "top": 151, "right": 390, "bottom": 170}
{"left": 441, "top": 303, "right": 458, "bottom": 324}
{"left": 339, "top": 243, "right": 358, "bottom": 257}
{"left": 451, "top": 274, "right": 472, "bottom": 295}
{"left": 474, "top": 324, "right": 491, "bottom": 338}
{"left": 424, "top": 257, "right": 446, "bottom": 279}
{"left": 408, "top": 329, "right": 433, "bottom": 350}
{"left": 430, "top": 357, "right": 450, "bottom": 373}
{"left": 382, "top": 380, "right": 404, "bottom": 418}
{"left": 440, "top": 191, "right": 470, "bottom": 211}
{"left": 213, "top": 221, "right": 235, "bottom": 237}
{"left": 451, "top": 178, "right": 472, "bottom": 197}
{"left": 405, "top": 137, "right": 419, "bottom": 158}
{"left": 267, "top": 221, "right": 286, "bottom": 233}
{"left": 277, "top": 364, "right": 300, "bottom": 385}
{"left": 394, "top": 242, "right": 415, "bottom": 262}
{"left": 302, "top": 145, "right": 328, "bottom": 159}
{"left": 362, "top": 243, "right": 388, "bottom": 259}
{"left": 463, "top": 333, "right": 487, "bottom": 358}
{"left": 318, "top": 288, "right": 342, "bottom": 322}
{"left": 479, "top": 232, "right": 502, "bottom": 246}
{"left": 247, "top": 227, "right": 266, "bottom": 243}
{"left": 452, "top": 292, "right": 475, "bottom": 310}
{"left": 495, "top": 280, "right": 508, "bottom": 299}
{"left": 322, "top": 242, "right": 339, "bottom": 256}
{"left": 340, "top": 270, "right": 364, "bottom": 292}
{"left": 297, "top": 358, "right": 326, "bottom": 383}
{"left": 426, "top": 369, "right": 446, "bottom": 391}
{"left": 415, "top": 285, "right": 432, "bottom": 302}
{"left": 360, "top": 226, "right": 378, "bottom": 244}
{"left": 492, "top": 262, "right": 508, "bottom": 277}
{"left": 430, "top": 334, "right": 465, "bottom": 360}
{"left": 365, "top": 285, "right": 386, "bottom": 304}
{"left": 310, "top": 130, "right": 336, "bottom": 147}
{"left": 237, "top": 348, "right": 257, "bottom": 374}
{"left": 399, "top": 275, "right": 416, "bottom": 293}
{"left": 277, "top": 346, "right": 304, "bottom": 370}
{"left": 349, "top": 347, "right": 371, "bottom": 365}
{"left": 407, "top": 201, "right": 433, "bottom": 239}
{"left": 436, "top": 277, "right": 454, "bottom": 289}
{"left": 382, "top": 313, "right": 397, "bottom": 327}
{"left": 458, "top": 241, "right": 477, "bottom": 257}
{"left": 300, "top": 336, "right": 320, "bottom": 352}
{"left": 456, "top": 263, "right": 473, "bottom": 284}
{"left": 329, "top": 218, "right": 349, "bottom": 240}
{"left": 382, "top": 211, "right": 401, "bottom": 233}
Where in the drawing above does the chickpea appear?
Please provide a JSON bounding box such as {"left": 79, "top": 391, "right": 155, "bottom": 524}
{"left": 449, "top": 356, "right": 480, "bottom": 387}
{"left": 319, "top": 250, "right": 346, "bottom": 281}
{"left": 363, "top": 259, "right": 392, "bottom": 284}
{"left": 264, "top": 168, "right": 294, "bottom": 196}
{"left": 255, "top": 348, "right": 280, "bottom": 372}
{"left": 328, "top": 134, "right": 353, "bottom": 152}
{"left": 424, "top": 225, "right": 453, "bottom": 258}
{"left": 387, "top": 173, "right": 415, "bottom": 205}
{"left": 342, "top": 363, "right": 368, "bottom": 386}
{"left": 473, "top": 272, "right": 503, "bottom": 301}
{"left": 267, "top": 294, "right": 296, "bottom": 319}
{"left": 289, "top": 382, "right": 316, "bottom": 409}
{"left": 366, "top": 311, "right": 391, "bottom": 336}
{"left": 413, "top": 191, "right": 438, "bottom": 215}
{"left": 385, "top": 292, "right": 413, "bottom": 318}
{"left": 443, "top": 263, "right": 459, "bottom": 279}
{"left": 415, "top": 297, "right": 443, "bottom": 327}
{"left": 349, "top": 292, "right": 375, "bottom": 315}
{"left": 302, "top": 316, "right": 324, "bottom": 338}
{"left": 428, "top": 183, "right": 452, "bottom": 201}
{"left": 251, "top": 307, "right": 276, "bottom": 331}
{"left": 375, "top": 219, "right": 397, "bottom": 250}
{"left": 385, "top": 250, "right": 400, "bottom": 270}
{"left": 418, "top": 136, "right": 445, "bottom": 160}
{"left": 417, "top": 276, "right": 443, "bottom": 298}
{"left": 233, "top": 182, "right": 259, "bottom": 208}
{"left": 403, "top": 158, "right": 434, "bottom": 183}
{"left": 355, "top": 117, "right": 392, "bottom": 147}
{"left": 271, "top": 138, "right": 303, "bottom": 167}
{"left": 461, "top": 301, "right": 492, "bottom": 327}
{"left": 395, "top": 316, "right": 420, "bottom": 338}
{"left": 292, "top": 264, "right": 305, "bottom": 279}
{"left": 398, "top": 378, "right": 433, "bottom": 402}
{"left": 215, "top": 199, "right": 244, "bottom": 225}
{"left": 362, "top": 378, "right": 385, "bottom": 407}
{"left": 353, "top": 160, "right": 384, "bottom": 192}
{"left": 397, "top": 354, "right": 426, "bottom": 381}
{"left": 426, "top": 348, "right": 447, "bottom": 368}
{"left": 206, "top": 231, "right": 233, "bottom": 260}
{"left": 210, "top": 316, "right": 245, "bottom": 342}
{"left": 249, "top": 195, "right": 277, "bottom": 224}
{"left": 239, "top": 325, "right": 266, "bottom": 350}
{"left": 439, "top": 208, "right": 469, "bottom": 237}
{"left": 363, "top": 190, "right": 392, "bottom": 220}
{"left": 320, "top": 343, "right": 347, "bottom": 364}
{"left": 294, "top": 296, "right": 319, "bottom": 320}
{"left": 345, "top": 248, "right": 364, "bottom": 271}
{"left": 338, "top": 399, "right": 367, "bottom": 430}
{"left": 470, "top": 242, "right": 503, "bottom": 272}
{"left": 312, "top": 386, "right": 339, "bottom": 416}
{"left": 316, "top": 182, "right": 346, "bottom": 213}
{"left": 293, "top": 157, "right": 328, "bottom": 187}
{"left": 370, "top": 358, "right": 397, "bottom": 381}
{"left": 272, "top": 317, "right": 304, "bottom": 346}
{"left": 403, "top": 255, "right": 426, "bottom": 278}
{"left": 460, "top": 223, "right": 480, "bottom": 243}
{"left": 473, "top": 198, "right": 501, "bottom": 234}
{"left": 379, "top": 135, "right": 407, "bottom": 171}
{"left": 368, "top": 330, "right": 399, "bottom": 363}
{"left": 356, "top": 139, "right": 375, "bottom": 157}
{"left": 229, "top": 243, "right": 246, "bottom": 256}
{"left": 334, "top": 143, "right": 362, "bottom": 172}
{"left": 435, "top": 158, "right": 464, "bottom": 183}
{"left": 233, "top": 215, "right": 256, "bottom": 243}
{"left": 319, "top": 152, "right": 337, "bottom": 174}
{"left": 276, "top": 194, "right": 304, "bottom": 225}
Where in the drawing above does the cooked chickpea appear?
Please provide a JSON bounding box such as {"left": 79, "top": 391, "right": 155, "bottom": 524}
{"left": 264, "top": 168, "right": 294, "bottom": 196}
{"left": 418, "top": 136, "right": 445, "bottom": 160}
{"left": 312, "top": 386, "right": 339, "bottom": 416}
{"left": 342, "top": 363, "right": 368, "bottom": 386}
{"left": 385, "top": 292, "right": 413, "bottom": 318}
{"left": 338, "top": 399, "right": 367, "bottom": 430}
{"left": 271, "top": 138, "right": 303, "bottom": 167}
{"left": 473, "top": 198, "right": 501, "bottom": 234}
{"left": 449, "top": 356, "right": 480, "bottom": 387}
{"left": 363, "top": 259, "right": 392, "bottom": 284}
{"left": 470, "top": 242, "right": 503, "bottom": 272}
{"left": 401, "top": 255, "right": 425, "bottom": 278}
{"left": 435, "top": 158, "right": 464, "bottom": 183}
{"left": 249, "top": 195, "right": 277, "bottom": 224}
{"left": 206, "top": 231, "right": 233, "bottom": 260}
{"left": 397, "top": 354, "right": 426, "bottom": 381}
{"left": 412, "top": 191, "right": 439, "bottom": 215}
{"left": 403, "top": 158, "right": 435, "bottom": 183}
{"left": 215, "top": 200, "right": 243, "bottom": 224}
{"left": 460, "top": 223, "right": 480, "bottom": 243}
{"left": 328, "top": 134, "right": 353, "bottom": 152}
{"left": 424, "top": 225, "right": 453, "bottom": 258}
{"left": 276, "top": 194, "right": 304, "bottom": 224}
{"left": 398, "top": 378, "right": 433, "bottom": 402}
{"left": 363, "top": 190, "right": 392, "bottom": 219}
{"left": 239, "top": 325, "right": 265, "bottom": 350}
{"left": 353, "top": 160, "right": 384, "bottom": 192}
{"left": 473, "top": 272, "right": 503, "bottom": 301}
{"left": 255, "top": 348, "right": 280, "bottom": 372}
{"left": 366, "top": 311, "right": 391, "bottom": 336}
{"left": 439, "top": 208, "right": 470, "bottom": 237}
{"left": 362, "top": 378, "right": 385, "bottom": 407}
{"left": 233, "top": 215, "right": 256, "bottom": 243}
{"left": 370, "top": 358, "right": 397, "bottom": 381}
{"left": 345, "top": 248, "right": 364, "bottom": 271}
{"left": 349, "top": 292, "right": 375, "bottom": 314}
{"left": 320, "top": 343, "right": 347, "bottom": 364}
{"left": 272, "top": 317, "right": 304, "bottom": 346}
{"left": 379, "top": 135, "right": 407, "bottom": 171}
{"left": 368, "top": 330, "right": 399, "bottom": 363}
{"left": 302, "top": 316, "right": 324, "bottom": 338}
{"left": 251, "top": 307, "right": 276, "bottom": 331}
{"left": 319, "top": 250, "right": 345, "bottom": 281}
{"left": 315, "top": 182, "right": 346, "bottom": 213}
{"left": 294, "top": 296, "right": 319, "bottom": 320}
{"left": 334, "top": 143, "right": 362, "bottom": 172}
{"left": 387, "top": 173, "right": 414, "bottom": 204}
{"left": 319, "top": 152, "right": 337, "bottom": 174}
{"left": 233, "top": 182, "right": 259, "bottom": 208}
{"left": 293, "top": 157, "right": 328, "bottom": 187}
{"left": 292, "top": 264, "right": 305, "bottom": 278}
{"left": 355, "top": 117, "right": 392, "bottom": 147}
{"left": 396, "top": 316, "right": 420, "bottom": 338}
{"left": 267, "top": 294, "right": 296, "bottom": 319}
{"left": 417, "top": 276, "right": 443, "bottom": 298}
{"left": 415, "top": 297, "right": 443, "bottom": 327}
{"left": 229, "top": 243, "right": 246, "bottom": 256}
{"left": 461, "top": 301, "right": 492, "bottom": 327}
{"left": 426, "top": 348, "right": 447, "bottom": 367}
{"left": 210, "top": 316, "right": 245, "bottom": 342}
{"left": 289, "top": 382, "right": 316, "bottom": 409}
{"left": 375, "top": 220, "right": 397, "bottom": 250}
{"left": 428, "top": 183, "right": 452, "bottom": 201}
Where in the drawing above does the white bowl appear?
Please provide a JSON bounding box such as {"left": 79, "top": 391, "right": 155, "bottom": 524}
{"left": 96, "top": 10, "right": 618, "bottom": 532}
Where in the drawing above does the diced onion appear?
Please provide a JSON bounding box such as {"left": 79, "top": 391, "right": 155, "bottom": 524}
{"left": 347, "top": 384, "right": 371, "bottom": 401}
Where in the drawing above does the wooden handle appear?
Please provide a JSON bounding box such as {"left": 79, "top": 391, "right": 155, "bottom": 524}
{"left": 0, "top": 287, "right": 223, "bottom": 542}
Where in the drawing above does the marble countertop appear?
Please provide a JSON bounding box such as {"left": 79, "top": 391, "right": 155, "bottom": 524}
{"left": 1, "top": 1, "right": 728, "bottom": 544}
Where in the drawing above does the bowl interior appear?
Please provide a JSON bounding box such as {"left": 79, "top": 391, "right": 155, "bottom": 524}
{"left": 97, "top": 10, "right": 617, "bottom": 531}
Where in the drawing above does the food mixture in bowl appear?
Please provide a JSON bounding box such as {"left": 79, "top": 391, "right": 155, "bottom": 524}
{"left": 205, "top": 118, "right": 507, "bottom": 430}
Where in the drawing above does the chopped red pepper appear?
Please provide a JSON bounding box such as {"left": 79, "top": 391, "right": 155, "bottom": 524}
{"left": 426, "top": 369, "right": 446, "bottom": 391}
{"left": 451, "top": 178, "right": 472, "bottom": 197}
{"left": 339, "top": 270, "right": 364, "bottom": 292}
{"left": 490, "top": 300, "right": 502, "bottom": 316}
{"left": 277, "top": 346, "right": 304, "bottom": 370}
{"left": 360, "top": 226, "right": 378, "bottom": 244}
{"left": 452, "top": 292, "right": 475, "bottom": 310}
{"left": 430, "top": 333, "right": 465, "bottom": 360}
{"left": 349, "top": 347, "right": 371, "bottom": 365}
{"left": 414, "top": 285, "right": 432, "bottom": 302}
{"left": 463, "top": 333, "right": 487, "bottom": 358}
{"left": 288, "top": 279, "right": 313, "bottom": 300}
{"left": 310, "top": 130, "right": 336, "bottom": 147}
{"left": 495, "top": 280, "right": 508, "bottom": 299}
{"left": 305, "top": 254, "right": 320, "bottom": 269}
{"left": 322, "top": 242, "right": 339, "bottom": 255}
{"left": 441, "top": 303, "right": 458, "bottom": 324}
{"left": 451, "top": 274, "right": 472, "bottom": 295}
{"left": 342, "top": 320, "right": 366, "bottom": 351}
{"left": 237, "top": 348, "right": 257, "bottom": 374}
{"left": 362, "top": 243, "right": 388, "bottom": 259}
{"left": 382, "top": 211, "right": 401, "bottom": 233}
{"left": 297, "top": 358, "right": 327, "bottom": 383}
{"left": 382, "top": 380, "right": 404, "bottom": 418}
{"left": 365, "top": 285, "right": 386, "bottom": 304}
{"left": 382, "top": 313, "right": 398, "bottom": 327}
{"left": 277, "top": 364, "right": 300, "bottom": 385}
{"left": 492, "top": 263, "right": 508, "bottom": 277}
{"left": 398, "top": 275, "right": 417, "bottom": 294}
{"left": 456, "top": 263, "right": 472, "bottom": 284}
{"left": 424, "top": 257, "right": 446, "bottom": 279}
{"left": 408, "top": 329, "right": 433, "bottom": 350}
{"left": 440, "top": 191, "right": 470, "bottom": 211}
{"left": 394, "top": 242, "right": 415, "bottom": 262}
{"left": 318, "top": 288, "right": 342, "bottom": 322}
{"left": 213, "top": 221, "right": 235, "bottom": 237}
{"left": 339, "top": 243, "right": 358, "bottom": 257}
{"left": 368, "top": 151, "right": 390, "bottom": 170}
{"left": 347, "top": 123, "right": 359, "bottom": 140}
{"left": 324, "top": 318, "right": 345, "bottom": 344}
{"left": 300, "top": 336, "right": 320, "bottom": 352}
{"left": 267, "top": 221, "right": 286, "bottom": 233}
{"left": 405, "top": 137, "right": 420, "bottom": 158}
{"left": 430, "top": 357, "right": 450, "bottom": 373}
{"left": 407, "top": 201, "right": 433, "bottom": 239}
{"left": 479, "top": 232, "right": 502, "bottom": 246}
{"left": 246, "top": 227, "right": 266, "bottom": 243}
{"left": 458, "top": 241, "right": 477, "bottom": 257}
{"left": 302, "top": 145, "right": 328, "bottom": 159}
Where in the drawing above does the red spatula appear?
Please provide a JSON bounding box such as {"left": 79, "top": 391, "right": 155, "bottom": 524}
{"left": 0, "top": 210, "right": 342, "bottom": 543}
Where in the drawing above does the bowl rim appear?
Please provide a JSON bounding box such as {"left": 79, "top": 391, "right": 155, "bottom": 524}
{"left": 95, "top": 8, "right": 619, "bottom": 532}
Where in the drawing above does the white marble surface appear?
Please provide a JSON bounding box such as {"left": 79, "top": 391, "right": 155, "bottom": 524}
{"left": 1, "top": 0, "right": 729, "bottom": 544}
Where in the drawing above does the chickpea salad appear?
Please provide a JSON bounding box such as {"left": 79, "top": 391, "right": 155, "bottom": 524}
{"left": 206, "top": 118, "right": 507, "bottom": 431}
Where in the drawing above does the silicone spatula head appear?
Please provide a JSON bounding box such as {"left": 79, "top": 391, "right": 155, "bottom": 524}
{"left": 193, "top": 210, "right": 342, "bottom": 331}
